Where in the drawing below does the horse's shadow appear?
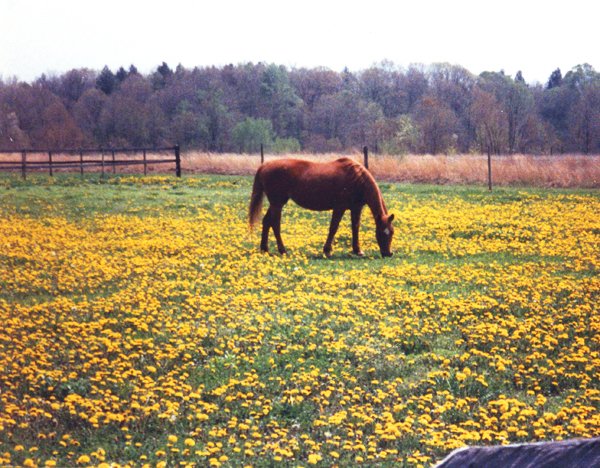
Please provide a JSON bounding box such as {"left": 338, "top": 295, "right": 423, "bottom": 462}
{"left": 307, "top": 252, "right": 373, "bottom": 261}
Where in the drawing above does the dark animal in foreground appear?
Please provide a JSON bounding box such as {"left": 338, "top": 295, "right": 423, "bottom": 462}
{"left": 249, "top": 158, "right": 394, "bottom": 257}
{"left": 434, "top": 437, "right": 600, "bottom": 468}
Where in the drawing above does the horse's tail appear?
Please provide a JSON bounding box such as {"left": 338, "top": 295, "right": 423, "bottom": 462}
{"left": 249, "top": 169, "right": 264, "bottom": 230}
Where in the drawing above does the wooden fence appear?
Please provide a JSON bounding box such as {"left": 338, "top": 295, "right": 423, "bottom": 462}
{"left": 0, "top": 146, "right": 181, "bottom": 179}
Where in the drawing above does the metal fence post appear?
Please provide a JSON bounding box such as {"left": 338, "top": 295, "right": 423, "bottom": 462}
{"left": 143, "top": 149, "right": 147, "bottom": 176}
{"left": 363, "top": 146, "right": 369, "bottom": 169}
{"left": 175, "top": 145, "right": 181, "bottom": 177}
{"left": 80, "top": 150, "right": 84, "bottom": 177}
{"left": 112, "top": 150, "right": 116, "bottom": 174}
{"left": 260, "top": 143, "right": 264, "bottom": 164}
{"left": 48, "top": 151, "right": 53, "bottom": 177}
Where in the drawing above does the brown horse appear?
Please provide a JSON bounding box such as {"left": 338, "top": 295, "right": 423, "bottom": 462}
{"left": 249, "top": 158, "right": 394, "bottom": 257}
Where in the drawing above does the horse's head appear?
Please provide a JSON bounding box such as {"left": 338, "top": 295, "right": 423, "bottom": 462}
{"left": 375, "top": 213, "right": 395, "bottom": 258}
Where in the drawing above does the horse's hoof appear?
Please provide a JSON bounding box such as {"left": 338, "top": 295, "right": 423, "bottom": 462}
{"left": 354, "top": 250, "right": 365, "bottom": 257}
{"left": 324, "top": 251, "right": 333, "bottom": 258}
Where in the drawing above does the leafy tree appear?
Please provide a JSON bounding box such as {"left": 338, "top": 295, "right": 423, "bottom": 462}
{"left": 170, "top": 101, "right": 210, "bottom": 148}
{"left": 40, "top": 100, "right": 86, "bottom": 147}
{"left": 428, "top": 63, "right": 476, "bottom": 151}
{"left": 197, "top": 87, "right": 234, "bottom": 151}
{"left": 563, "top": 63, "right": 599, "bottom": 90}
{"left": 567, "top": 79, "right": 600, "bottom": 154}
{"left": 540, "top": 85, "right": 570, "bottom": 152}
{"left": 404, "top": 65, "right": 429, "bottom": 112}
{"left": 259, "top": 64, "right": 302, "bottom": 138}
{"left": 359, "top": 63, "right": 406, "bottom": 118}
{"left": 72, "top": 88, "right": 107, "bottom": 143}
{"left": 478, "top": 71, "right": 534, "bottom": 153}
{"left": 231, "top": 117, "right": 274, "bottom": 153}
{"left": 271, "top": 137, "right": 301, "bottom": 154}
{"left": 559, "top": 64, "right": 600, "bottom": 152}
{"left": 289, "top": 67, "right": 342, "bottom": 109}
{"left": 57, "top": 68, "right": 96, "bottom": 106}
{"left": 99, "top": 74, "right": 158, "bottom": 146}
{"left": 310, "top": 90, "right": 383, "bottom": 150}
{"left": 379, "top": 115, "right": 420, "bottom": 155}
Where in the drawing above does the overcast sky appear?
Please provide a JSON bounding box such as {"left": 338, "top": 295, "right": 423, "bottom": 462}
{"left": 1, "top": 0, "right": 598, "bottom": 84}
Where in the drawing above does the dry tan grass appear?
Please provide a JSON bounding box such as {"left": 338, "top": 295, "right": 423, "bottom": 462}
{"left": 2, "top": 150, "right": 598, "bottom": 188}
{"left": 182, "top": 151, "right": 600, "bottom": 188}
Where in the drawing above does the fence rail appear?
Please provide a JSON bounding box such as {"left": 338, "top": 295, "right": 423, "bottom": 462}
{"left": 0, "top": 146, "right": 181, "bottom": 178}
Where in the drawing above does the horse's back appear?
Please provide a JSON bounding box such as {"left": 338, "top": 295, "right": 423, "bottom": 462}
{"left": 257, "top": 158, "right": 366, "bottom": 210}
{"left": 260, "top": 157, "right": 361, "bottom": 178}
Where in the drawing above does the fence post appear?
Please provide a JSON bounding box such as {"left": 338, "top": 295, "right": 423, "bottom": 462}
{"left": 101, "top": 150, "right": 105, "bottom": 178}
{"left": 111, "top": 150, "right": 116, "bottom": 174}
{"left": 48, "top": 151, "right": 53, "bottom": 177}
{"left": 260, "top": 143, "right": 264, "bottom": 164}
{"left": 363, "top": 146, "right": 369, "bottom": 169}
{"left": 21, "top": 150, "right": 27, "bottom": 180}
{"left": 79, "top": 150, "right": 84, "bottom": 177}
{"left": 174, "top": 145, "right": 181, "bottom": 177}
{"left": 487, "top": 150, "right": 493, "bottom": 191}
{"left": 143, "top": 149, "right": 147, "bottom": 176}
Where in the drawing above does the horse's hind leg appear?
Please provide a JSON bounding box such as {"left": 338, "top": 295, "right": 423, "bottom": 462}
{"left": 260, "top": 207, "right": 272, "bottom": 252}
{"left": 324, "top": 209, "right": 345, "bottom": 257}
{"left": 270, "top": 204, "right": 287, "bottom": 255}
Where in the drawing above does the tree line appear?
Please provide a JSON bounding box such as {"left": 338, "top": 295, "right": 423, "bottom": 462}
{"left": 0, "top": 61, "right": 599, "bottom": 154}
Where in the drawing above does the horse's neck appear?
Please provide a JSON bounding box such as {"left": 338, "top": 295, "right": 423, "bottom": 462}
{"left": 363, "top": 177, "right": 386, "bottom": 221}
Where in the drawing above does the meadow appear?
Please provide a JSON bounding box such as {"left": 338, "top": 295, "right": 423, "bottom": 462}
{"left": 0, "top": 173, "right": 598, "bottom": 467}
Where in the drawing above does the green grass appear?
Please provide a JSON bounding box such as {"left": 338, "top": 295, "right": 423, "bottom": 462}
{"left": 1, "top": 173, "right": 598, "bottom": 467}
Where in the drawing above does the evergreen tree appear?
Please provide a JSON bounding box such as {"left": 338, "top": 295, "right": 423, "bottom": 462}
{"left": 157, "top": 62, "right": 173, "bottom": 80}
{"left": 115, "top": 67, "right": 128, "bottom": 84}
{"left": 547, "top": 68, "right": 563, "bottom": 89}
{"left": 96, "top": 66, "right": 116, "bottom": 94}
{"left": 152, "top": 62, "right": 174, "bottom": 90}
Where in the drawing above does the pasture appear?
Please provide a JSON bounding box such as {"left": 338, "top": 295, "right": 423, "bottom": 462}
{"left": 0, "top": 174, "right": 598, "bottom": 467}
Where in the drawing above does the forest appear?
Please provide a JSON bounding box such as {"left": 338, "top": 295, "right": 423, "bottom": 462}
{"left": 0, "top": 61, "right": 599, "bottom": 155}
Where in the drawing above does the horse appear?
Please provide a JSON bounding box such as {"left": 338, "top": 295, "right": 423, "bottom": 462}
{"left": 249, "top": 157, "right": 395, "bottom": 258}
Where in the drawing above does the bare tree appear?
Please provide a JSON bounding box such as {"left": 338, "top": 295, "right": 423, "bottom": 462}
{"left": 414, "top": 95, "right": 458, "bottom": 154}
{"left": 470, "top": 87, "right": 507, "bottom": 155}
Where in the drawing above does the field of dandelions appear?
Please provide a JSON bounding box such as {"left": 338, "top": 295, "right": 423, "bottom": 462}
{"left": 0, "top": 174, "right": 598, "bottom": 467}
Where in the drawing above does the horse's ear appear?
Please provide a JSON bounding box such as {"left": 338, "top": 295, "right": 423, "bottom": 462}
{"left": 388, "top": 214, "right": 395, "bottom": 223}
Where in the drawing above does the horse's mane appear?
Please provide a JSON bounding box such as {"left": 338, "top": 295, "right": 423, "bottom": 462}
{"left": 337, "top": 158, "right": 372, "bottom": 185}
{"left": 337, "top": 158, "right": 388, "bottom": 215}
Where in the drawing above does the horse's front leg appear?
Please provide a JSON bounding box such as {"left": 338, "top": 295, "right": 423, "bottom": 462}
{"left": 324, "top": 209, "right": 345, "bottom": 257}
{"left": 351, "top": 206, "right": 364, "bottom": 256}
{"left": 270, "top": 204, "right": 287, "bottom": 255}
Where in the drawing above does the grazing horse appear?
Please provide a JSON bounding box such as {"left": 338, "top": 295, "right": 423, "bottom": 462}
{"left": 249, "top": 158, "right": 395, "bottom": 257}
